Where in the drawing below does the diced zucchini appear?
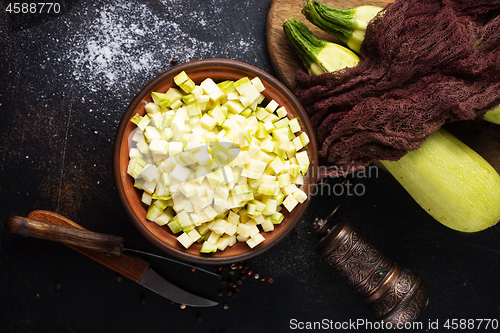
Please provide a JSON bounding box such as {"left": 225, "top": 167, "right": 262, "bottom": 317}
{"left": 200, "top": 241, "right": 218, "bottom": 253}
{"left": 177, "top": 232, "right": 194, "bottom": 249}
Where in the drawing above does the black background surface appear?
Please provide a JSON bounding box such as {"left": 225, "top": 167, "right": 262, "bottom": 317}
{"left": 1, "top": 1, "right": 499, "bottom": 332}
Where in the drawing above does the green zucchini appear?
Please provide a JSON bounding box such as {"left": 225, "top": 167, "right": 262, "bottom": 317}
{"left": 484, "top": 105, "right": 500, "bottom": 125}
{"left": 282, "top": 18, "right": 359, "bottom": 75}
{"left": 381, "top": 129, "right": 500, "bottom": 232}
{"left": 301, "top": 0, "right": 382, "bottom": 54}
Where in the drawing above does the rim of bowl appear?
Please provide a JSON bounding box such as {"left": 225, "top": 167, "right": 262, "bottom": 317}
{"left": 113, "top": 58, "right": 318, "bottom": 264}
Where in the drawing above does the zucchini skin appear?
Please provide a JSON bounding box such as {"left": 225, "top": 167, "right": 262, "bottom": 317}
{"left": 381, "top": 128, "right": 500, "bottom": 232}
{"left": 282, "top": 18, "right": 359, "bottom": 75}
{"left": 301, "top": 0, "right": 382, "bottom": 54}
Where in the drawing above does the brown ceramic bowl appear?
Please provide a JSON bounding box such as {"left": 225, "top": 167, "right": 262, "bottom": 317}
{"left": 113, "top": 59, "right": 318, "bottom": 264}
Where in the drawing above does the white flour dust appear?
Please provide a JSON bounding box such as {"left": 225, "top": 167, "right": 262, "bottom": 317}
{"left": 61, "top": 1, "right": 259, "bottom": 94}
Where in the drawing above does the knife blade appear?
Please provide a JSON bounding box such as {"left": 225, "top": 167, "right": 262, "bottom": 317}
{"left": 140, "top": 267, "right": 217, "bottom": 307}
{"left": 6, "top": 210, "right": 217, "bottom": 307}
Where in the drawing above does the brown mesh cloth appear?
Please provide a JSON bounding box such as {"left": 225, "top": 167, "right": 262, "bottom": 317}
{"left": 295, "top": 0, "right": 500, "bottom": 179}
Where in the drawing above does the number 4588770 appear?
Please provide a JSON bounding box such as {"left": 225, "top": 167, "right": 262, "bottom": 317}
{"left": 5, "top": 3, "right": 61, "bottom": 14}
{"left": 444, "top": 319, "right": 499, "bottom": 330}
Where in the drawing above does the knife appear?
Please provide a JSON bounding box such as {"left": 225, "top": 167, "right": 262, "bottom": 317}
{"left": 5, "top": 210, "right": 218, "bottom": 307}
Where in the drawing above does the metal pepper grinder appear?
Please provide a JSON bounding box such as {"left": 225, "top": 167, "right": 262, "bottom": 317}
{"left": 314, "top": 210, "right": 429, "bottom": 326}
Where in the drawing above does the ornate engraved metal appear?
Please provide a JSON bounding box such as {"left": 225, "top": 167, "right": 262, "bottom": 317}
{"left": 317, "top": 220, "right": 428, "bottom": 325}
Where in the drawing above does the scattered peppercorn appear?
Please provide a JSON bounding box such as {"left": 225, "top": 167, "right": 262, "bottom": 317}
{"left": 55, "top": 282, "right": 62, "bottom": 290}
{"left": 171, "top": 58, "right": 178, "bottom": 65}
{"left": 213, "top": 262, "right": 272, "bottom": 303}
{"left": 196, "top": 315, "right": 202, "bottom": 323}
{"left": 116, "top": 275, "right": 122, "bottom": 282}
{"left": 223, "top": 304, "right": 229, "bottom": 310}
{"left": 140, "top": 297, "right": 146, "bottom": 304}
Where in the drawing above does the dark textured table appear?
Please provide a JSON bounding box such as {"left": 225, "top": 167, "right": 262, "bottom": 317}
{"left": 1, "top": 1, "right": 499, "bottom": 332}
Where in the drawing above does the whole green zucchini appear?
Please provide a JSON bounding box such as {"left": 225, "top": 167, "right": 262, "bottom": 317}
{"left": 282, "top": 18, "right": 359, "bottom": 75}
{"left": 381, "top": 129, "right": 500, "bottom": 232}
{"left": 302, "top": 0, "right": 382, "bottom": 54}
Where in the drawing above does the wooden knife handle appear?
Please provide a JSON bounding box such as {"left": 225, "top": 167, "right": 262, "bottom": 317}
{"left": 7, "top": 210, "right": 151, "bottom": 284}
{"left": 6, "top": 216, "right": 124, "bottom": 256}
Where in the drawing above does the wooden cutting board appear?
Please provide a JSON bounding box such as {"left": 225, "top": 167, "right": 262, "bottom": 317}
{"left": 265, "top": 0, "right": 500, "bottom": 173}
